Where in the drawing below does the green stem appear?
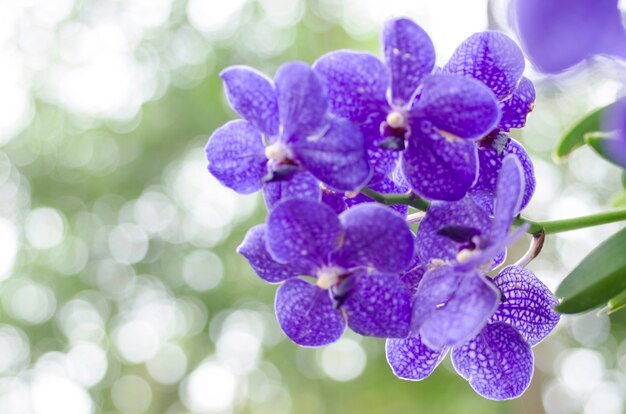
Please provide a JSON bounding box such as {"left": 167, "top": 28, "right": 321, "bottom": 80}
{"left": 360, "top": 187, "right": 626, "bottom": 235}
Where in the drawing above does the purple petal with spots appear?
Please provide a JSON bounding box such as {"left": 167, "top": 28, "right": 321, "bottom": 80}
{"left": 399, "top": 254, "right": 426, "bottom": 294}
{"left": 451, "top": 322, "right": 533, "bottom": 400}
{"left": 205, "top": 120, "right": 267, "bottom": 194}
{"left": 488, "top": 156, "right": 525, "bottom": 243}
{"left": 443, "top": 32, "right": 525, "bottom": 101}
{"left": 401, "top": 124, "right": 478, "bottom": 201}
{"left": 414, "top": 74, "right": 501, "bottom": 139}
{"left": 275, "top": 278, "right": 345, "bottom": 347}
{"left": 386, "top": 335, "right": 448, "bottom": 380}
{"left": 313, "top": 51, "right": 389, "bottom": 123}
{"left": 381, "top": 18, "right": 436, "bottom": 105}
{"left": 237, "top": 225, "right": 308, "bottom": 283}
{"left": 366, "top": 138, "right": 401, "bottom": 185}
{"left": 411, "top": 265, "right": 460, "bottom": 332}
{"left": 263, "top": 170, "right": 321, "bottom": 211}
{"left": 321, "top": 188, "right": 347, "bottom": 214}
{"left": 275, "top": 62, "right": 327, "bottom": 139}
{"left": 417, "top": 198, "right": 490, "bottom": 263}
{"left": 332, "top": 203, "right": 414, "bottom": 273}
{"left": 420, "top": 273, "right": 500, "bottom": 348}
{"left": 220, "top": 66, "right": 280, "bottom": 137}
{"left": 266, "top": 199, "right": 341, "bottom": 268}
{"left": 290, "top": 117, "right": 371, "bottom": 192}
{"left": 345, "top": 176, "right": 408, "bottom": 216}
{"left": 491, "top": 266, "right": 560, "bottom": 346}
{"left": 342, "top": 273, "right": 411, "bottom": 338}
{"left": 471, "top": 136, "right": 535, "bottom": 215}
{"left": 499, "top": 77, "right": 536, "bottom": 132}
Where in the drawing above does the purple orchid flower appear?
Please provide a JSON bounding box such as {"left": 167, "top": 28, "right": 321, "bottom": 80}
{"left": 443, "top": 31, "right": 536, "bottom": 215}
{"left": 386, "top": 265, "right": 560, "bottom": 400}
{"left": 237, "top": 198, "right": 415, "bottom": 347}
{"left": 406, "top": 156, "right": 529, "bottom": 350}
{"left": 314, "top": 18, "right": 502, "bottom": 201}
{"left": 205, "top": 61, "right": 371, "bottom": 207}
{"left": 385, "top": 157, "right": 559, "bottom": 399}
{"left": 511, "top": 0, "right": 626, "bottom": 73}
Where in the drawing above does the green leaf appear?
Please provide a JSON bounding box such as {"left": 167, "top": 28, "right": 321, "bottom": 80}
{"left": 622, "top": 171, "right": 626, "bottom": 190}
{"left": 606, "top": 289, "right": 626, "bottom": 314}
{"left": 555, "top": 226, "right": 626, "bottom": 313}
{"left": 610, "top": 191, "right": 626, "bottom": 208}
{"left": 553, "top": 103, "right": 614, "bottom": 161}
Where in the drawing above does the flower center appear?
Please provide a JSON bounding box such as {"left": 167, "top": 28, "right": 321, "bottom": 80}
{"left": 264, "top": 142, "right": 292, "bottom": 163}
{"left": 316, "top": 266, "right": 344, "bottom": 290}
{"left": 386, "top": 111, "right": 406, "bottom": 129}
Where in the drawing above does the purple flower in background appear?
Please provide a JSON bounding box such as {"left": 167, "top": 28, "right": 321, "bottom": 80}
{"left": 314, "top": 18, "right": 502, "bottom": 201}
{"left": 205, "top": 61, "right": 371, "bottom": 205}
{"left": 511, "top": 0, "right": 626, "bottom": 73}
{"left": 443, "top": 31, "right": 536, "bottom": 214}
{"left": 387, "top": 265, "right": 560, "bottom": 400}
{"left": 600, "top": 97, "right": 626, "bottom": 169}
{"left": 237, "top": 198, "right": 415, "bottom": 346}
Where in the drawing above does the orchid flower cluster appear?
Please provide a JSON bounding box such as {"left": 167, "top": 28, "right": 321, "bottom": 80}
{"left": 205, "top": 18, "right": 560, "bottom": 400}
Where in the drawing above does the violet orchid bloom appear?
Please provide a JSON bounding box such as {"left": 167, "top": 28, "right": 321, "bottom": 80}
{"left": 385, "top": 157, "right": 559, "bottom": 399}
{"left": 205, "top": 61, "right": 371, "bottom": 207}
{"left": 237, "top": 198, "right": 415, "bottom": 347}
{"left": 409, "top": 156, "right": 529, "bottom": 350}
{"left": 511, "top": 0, "right": 626, "bottom": 73}
{"left": 386, "top": 265, "right": 560, "bottom": 400}
{"left": 443, "top": 31, "right": 536, "bottom": 215}
{"left": 600, "top": 97, "right": 626, "bottom": 169}
{"left": 314, "top": 18, "right": 502, "bottom": 201}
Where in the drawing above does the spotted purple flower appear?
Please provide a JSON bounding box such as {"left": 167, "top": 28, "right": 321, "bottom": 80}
{"left": 205, "top": 62, "right": 371, "bottom": 204}
{"left": 511, "top": 0, "right": 626, "bottom": 73}
{"left": 314, "top": 18, "right": 502, "bottom": 201}
{"left": 237, "top": 198, "right": 415, "bottom": 346}
{"left": 386, "top": 265, "right": 559, "bottom": 400}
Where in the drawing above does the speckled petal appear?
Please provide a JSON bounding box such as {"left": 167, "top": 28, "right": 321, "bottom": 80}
{"left": 290, "top": 117, "right": 371, "bottom": 192}
{"left": 343, "top": 273, "right": 412, "bottom": 338}
{"left": 420, "top": 273, "right": 500, "bottom": 349}
{"left": 220, "top": 66, "right": 279, "bottom": 136}
{"left": 237, "top": 225, "right": 308, "bottom": 283}
{"left": 275, "top": 278, "right": 345, "bottom": 347}
{"left": 417, "top": 198, "right": 490, "bottom": 263}
{"left": 345, "top": 176, "right": 408, "bottom": 216}
{"left": 414, "top": 74, "right": 501, "bottom": 139}
{"left": 489, "top": 156, "right": 525, "bottom": 243}
{"left": 443, "top": 32, "right": 525, "bottom": 101}
{"left": 411, "top": 265, "right": 460, "bottom": 332}
{"left": 332, "top": 203, "right": 414, "bottom": 273}
{"left": 263, "top": 170, "right": 321, "bottom": 211}
{"left": 491, "top": 266, "right": 560, "bottom": 346}
{"left": 266, "top": 199, "right": 342, "bottom": 269}
{"left": 401, "top": 123, "right": 478, "bottom": 201}
{"left": 386, "top": 335, "right": 448, "bottom": 380}
{"left": 470, "top": 137, "right": 535, "bottom": 216}
{"left": 313, "top": 50, "right": 390, "bottom": 123}
{"left": 499, "top": 77, "right": 536, "bottom": 132}
{"left": 366, "top": 137, "right": 401, "bottom": 185}
{"left": 451, "top": 322, "right": 534, "bottom": 400}
{"left": 382, "top": 18, "right": 436, "bottom": 105}
{"left": 275, "top": 62, "right": 327, "bottom": 139}
{"left": 205, "top": 120, "right": 267, "bottom": 194}
{"left": 399, "top": 254, "right": 426, "bottom": 294}
{"left": 321, "top": 188, "right": 347, "bottom": 214}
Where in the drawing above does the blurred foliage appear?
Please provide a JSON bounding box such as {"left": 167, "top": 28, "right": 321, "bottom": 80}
{"left": 1, "top": 1, "right": 626, "bottom": 414}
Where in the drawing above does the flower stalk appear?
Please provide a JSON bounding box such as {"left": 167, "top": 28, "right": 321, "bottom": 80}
{"left": 360, "top": 187, "right": 626, "bottom": 235}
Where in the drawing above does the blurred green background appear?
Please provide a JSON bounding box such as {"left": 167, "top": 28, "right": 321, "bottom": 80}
{"left": 1, "top": 0, "right": 626, "bottom": 413}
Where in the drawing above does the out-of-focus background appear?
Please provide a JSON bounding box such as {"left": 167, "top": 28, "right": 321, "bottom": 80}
{"left": 1, "top": 0, "right": 626, "bottom": 413}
